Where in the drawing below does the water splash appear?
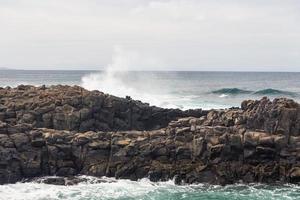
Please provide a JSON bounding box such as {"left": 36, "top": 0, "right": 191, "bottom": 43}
{"left": 81, "top": 46, "right": 196, "bottom": 109}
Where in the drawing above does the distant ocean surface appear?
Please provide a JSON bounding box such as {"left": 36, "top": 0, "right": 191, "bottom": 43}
{"left": 1, "top": 70, "right": 300, "bottom": 110}
{"left": 1, "top": 70, "right": 300, "bottom": 200}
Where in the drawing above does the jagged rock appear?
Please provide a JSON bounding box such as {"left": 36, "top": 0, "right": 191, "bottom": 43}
{"left": 0, "top": 85, "right": 204, "bottom": 132}
{"left": 0, "top": 85, "right": 300, "bottom": 185}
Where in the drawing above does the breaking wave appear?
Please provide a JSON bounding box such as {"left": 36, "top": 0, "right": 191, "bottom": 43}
{"left": 1, "top": 176, "right": 300, "bottom": 200}
{"left": 81, "top": 46, "right": 177, "bottom": 108}
{"left": 80, "top": 47, "right": 300, "bottom": 110}
{"left": 80, "top": 46, "right": 231, "bottom": 110}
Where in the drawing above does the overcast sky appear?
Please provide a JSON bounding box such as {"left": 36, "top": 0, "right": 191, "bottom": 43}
{"left": 0, "top": 0, "right": 299, "bottom": 71}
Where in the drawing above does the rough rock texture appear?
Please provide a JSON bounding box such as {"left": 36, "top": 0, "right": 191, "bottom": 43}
{"left": 1, "top": 85, "right": 300, "bottom": 185}
{"left": 0, "top": 85, "right": 204, "bottom": 132}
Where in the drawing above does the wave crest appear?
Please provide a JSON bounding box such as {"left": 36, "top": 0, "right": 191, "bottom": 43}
{"left": 254, "top": 88, "right": 296, "bottom": 96}
{"left": 211, "top": 88, "right": 298, "bottom": 97}
{"left": 211, "top": 88, "right": 253, "bottom": 95}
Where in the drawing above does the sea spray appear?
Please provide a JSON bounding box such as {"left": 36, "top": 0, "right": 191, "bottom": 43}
{"left": 80, "top": 48, "right": 300, "bottom": 111}
{"left": 81, "top": 46, "right": 191, "bottom": 109}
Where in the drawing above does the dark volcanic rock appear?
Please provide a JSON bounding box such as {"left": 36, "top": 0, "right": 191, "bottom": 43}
{"left": 1, "top": 85, "right": 300, "bottom": 185}
{"left": 0, "top": 85, "right": 204, "bottom": 132}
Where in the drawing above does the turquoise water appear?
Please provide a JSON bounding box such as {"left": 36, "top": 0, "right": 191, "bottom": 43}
{"left": 0, "top": 177, "right": 299, "bottom": 200}
{"left": 1, "top": 70, "right": 300, "bottom": 109}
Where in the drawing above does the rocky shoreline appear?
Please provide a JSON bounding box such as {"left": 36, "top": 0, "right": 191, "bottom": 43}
{"left": 1, "top": 85, "right": 300, "bottom": 185}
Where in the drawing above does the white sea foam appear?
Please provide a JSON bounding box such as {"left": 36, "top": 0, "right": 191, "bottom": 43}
{"left": 0, "top": 176, "right": 299, "bottom": 200}
{"left": 81, "top": 46, "right": 180, "bottom": 109}
{"left": 219, "top": 94, "right": 229, "bottom": 98}
{"left": 0, "top": 177, "right": 177, "bottom": 200}
{"left": 81, "top": 46, "right": 231, "bottom": 110}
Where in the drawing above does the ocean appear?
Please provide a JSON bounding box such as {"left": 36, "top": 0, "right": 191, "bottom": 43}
{"left": 1, "top": 177, "right": 300, "bottom": 200}
{"left": 1, "top": 70, "right": 300, "bottom": 110}
{"left": 1, "top": 69, "right": 300, "bottom": 200}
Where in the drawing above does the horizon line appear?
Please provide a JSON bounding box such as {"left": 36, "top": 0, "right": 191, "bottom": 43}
{"left": 1, "top": 68, "right": 300, "bottom": 73}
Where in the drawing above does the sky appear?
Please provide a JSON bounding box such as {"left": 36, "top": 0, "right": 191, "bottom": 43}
{"left": 0, "top": 0, "right": 299, "bottom": 71}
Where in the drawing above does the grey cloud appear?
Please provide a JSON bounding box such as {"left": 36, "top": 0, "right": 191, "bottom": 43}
{"left": 0, "top": 0, "right": 299, "bottom": 71}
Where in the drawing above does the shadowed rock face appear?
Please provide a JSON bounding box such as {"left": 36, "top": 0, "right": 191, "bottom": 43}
{"left": 1, "top": 85, "right": 300, "bottom": 185}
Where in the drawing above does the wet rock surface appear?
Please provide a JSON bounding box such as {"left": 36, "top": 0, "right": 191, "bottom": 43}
{"left": 1, "top": 85, "right": 300, "bottom": 185}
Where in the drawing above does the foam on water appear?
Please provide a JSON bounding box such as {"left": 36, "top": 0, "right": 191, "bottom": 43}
{"left": 80, "top": 48, "right": 239, "bottom": 110}
{"left": 219, "top": 94, "right": 229, "bottom": 98}
{"left": 80, "top": 48, "right": 300, "bottom": 110}
{"left": 0, "top": 176, "right": 300, "bottom": 200}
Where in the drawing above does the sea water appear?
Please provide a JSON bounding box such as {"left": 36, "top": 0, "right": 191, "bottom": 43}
{"left": 0, "top": 176, "right": 300, "bottom": 200}
{"left": 1, "top": 70, "right": 300, "bottom": 110}
{"left": 1, "top": 70, "right": 300, "bottom": 200}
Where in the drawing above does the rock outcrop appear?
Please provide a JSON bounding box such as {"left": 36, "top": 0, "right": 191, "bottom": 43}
{"left": 0, "top": 85, "right": 204, "bottom": 132}
{"left": 1, "top": 85, "right": 300, "bottom": 185}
